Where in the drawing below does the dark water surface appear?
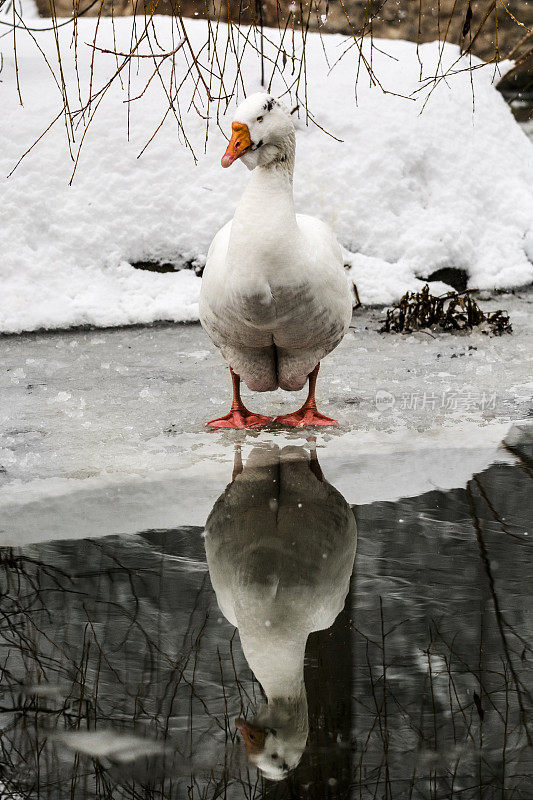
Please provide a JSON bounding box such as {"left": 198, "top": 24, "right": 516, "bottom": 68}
{"left": 1, "top": 438, "right": 532, "bottom": 799}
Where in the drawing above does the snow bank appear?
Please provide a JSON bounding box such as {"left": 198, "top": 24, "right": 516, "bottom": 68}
{"left": 1, "top": 5, "right": 532, "bottom": 332}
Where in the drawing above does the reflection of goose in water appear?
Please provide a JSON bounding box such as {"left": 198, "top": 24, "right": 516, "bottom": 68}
{"left": 204, "top": 444, "right": 357, "bottom": 781}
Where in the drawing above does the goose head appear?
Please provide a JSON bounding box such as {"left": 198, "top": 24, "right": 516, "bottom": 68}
{"left": 221, "top": 93, "right": 295, "bottom": 170}
{"left": 235, "top": 702, "right": 308, "bottom": 781}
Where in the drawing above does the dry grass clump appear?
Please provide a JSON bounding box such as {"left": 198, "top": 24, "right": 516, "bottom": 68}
{"left": 381, "top": 284, "right": 513, "bottom": 335}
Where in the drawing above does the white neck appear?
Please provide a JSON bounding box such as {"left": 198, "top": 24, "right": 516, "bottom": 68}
{"left": 227, "top": 133, "right": 298, "bottom": 261}
{"left": 256, "top": 690, "right": 309, "bottom": 739}
{"left": 239, "top": 627, "right": 306, "bottom": 701}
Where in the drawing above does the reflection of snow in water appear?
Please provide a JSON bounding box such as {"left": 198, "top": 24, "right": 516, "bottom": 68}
{"left": 59, "top": 731, "right": 167, "bottom": 763}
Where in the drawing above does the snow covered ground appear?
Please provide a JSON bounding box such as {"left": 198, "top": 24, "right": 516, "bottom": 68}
{"left": 1, "top": 4, "right": 533, "bottom": 332}
{"left": 1, "top": 290, "right": 531, "bottom": 546}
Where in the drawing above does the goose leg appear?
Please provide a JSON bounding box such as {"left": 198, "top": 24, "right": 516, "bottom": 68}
{"left": 309, "top": 442, "right": 324, "bottom": 481}
{"left": 206, "top": 367, "right": 272, "bottom": 429}
{"left": 275, "top": 364, "right": 338, "bottom": 427}
{"left": 232, "top": 444, "right": 244, "bottom": 480}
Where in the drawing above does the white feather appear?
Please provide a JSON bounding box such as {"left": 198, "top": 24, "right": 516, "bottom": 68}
{"left": 199, "top": 93, "right": 352, "bottom": 392}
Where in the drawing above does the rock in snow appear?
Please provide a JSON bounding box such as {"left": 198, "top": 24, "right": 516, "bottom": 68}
{"left": 1, "top": 4, "right": 532, "bottom": 332}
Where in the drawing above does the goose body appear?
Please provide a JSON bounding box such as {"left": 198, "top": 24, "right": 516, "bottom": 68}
{"left": 199, "top": 94, "right": 352, "bottom": 427}
{"left": 204, "top": 445, "right": 357, "bottom": 779}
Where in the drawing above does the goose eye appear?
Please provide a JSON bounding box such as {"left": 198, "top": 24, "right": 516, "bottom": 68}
{"left": 257, "top": 116, "right": 263, "bottom": 123}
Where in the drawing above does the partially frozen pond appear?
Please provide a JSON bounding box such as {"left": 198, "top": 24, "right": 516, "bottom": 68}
{"left": 0, "top": 293, "right": 532, "bottom": 797}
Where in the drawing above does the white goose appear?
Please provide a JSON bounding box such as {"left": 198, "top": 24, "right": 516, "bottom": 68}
{"left": 199, "top": 93, "right": 353, "bottom": 428}
{"left": 204, "top": 445, "right": 357, "bottom": 780}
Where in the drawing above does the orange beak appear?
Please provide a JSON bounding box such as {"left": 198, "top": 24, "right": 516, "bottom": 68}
{"left": 235, "top": 717, "right": 267, "bottom": 754}
{"left": 221, "top": 122, "right": 252, "bottom": 168}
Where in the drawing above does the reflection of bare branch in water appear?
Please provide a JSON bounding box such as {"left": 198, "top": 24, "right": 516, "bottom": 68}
{"left": 467, "top": 485, "right": 533, "bottom": 746}
{"left": 0, "top": 535, "right": 240, "bottom": 798}
{"left": 0, "top": 452, "right": 532, "bottom": 798}
{"left": 349, "top": 454, "right": 532, "bottom": 798}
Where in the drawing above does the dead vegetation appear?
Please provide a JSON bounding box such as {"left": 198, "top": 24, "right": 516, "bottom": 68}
{"left": 0, "top": 0, "right": 532, "bottom": 180}
{"left": 381, "top": 284, "right": 513, "bottom": 334}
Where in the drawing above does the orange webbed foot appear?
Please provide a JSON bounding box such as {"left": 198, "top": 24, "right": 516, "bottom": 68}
{"left": 206, "top": 409, "right": 273, "bottom": 429}
{"left": 274, "top": 409, "right": 338, "bottom": 427}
